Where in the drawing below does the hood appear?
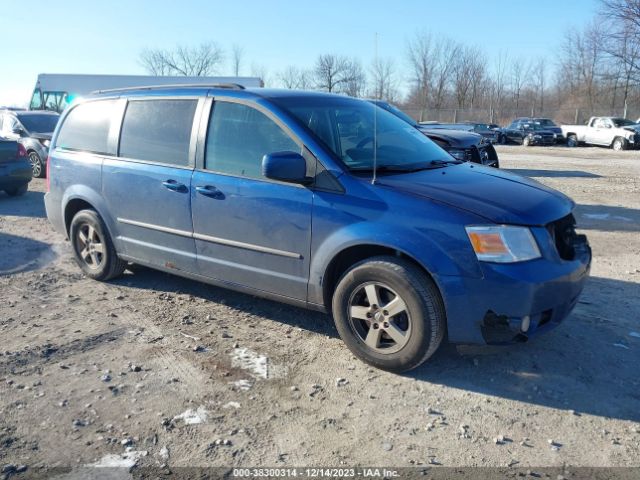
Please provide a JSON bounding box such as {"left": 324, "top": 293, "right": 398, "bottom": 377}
{"left": 29, "top": 132, "right": 53, "bottom": 140}
{"left": 377, "top": 163, "right": 574, "bottom": 225}
{"left": 417, "top": 127, "right": 482, "bottom": 147}
{"left": 545, "top": 126, "right": 562, "bottom": 134}
{"left": 623, "top": 125, "right": 640, "bottom": 132}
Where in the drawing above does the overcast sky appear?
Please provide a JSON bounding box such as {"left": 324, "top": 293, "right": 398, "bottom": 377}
{"left": 1, "top": 0, "right": 599, "bottom": 106}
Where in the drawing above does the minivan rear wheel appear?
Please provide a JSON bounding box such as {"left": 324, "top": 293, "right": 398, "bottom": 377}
{"left": 332, "top": 256, "right": 445, "bottom": 372}
{"left": 70, "top": 209, "right": 126, "bottom": 281}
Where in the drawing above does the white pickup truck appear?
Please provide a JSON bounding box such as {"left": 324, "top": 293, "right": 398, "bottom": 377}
{"left": 561, "top": 117, "right": 640, "bottom": 151}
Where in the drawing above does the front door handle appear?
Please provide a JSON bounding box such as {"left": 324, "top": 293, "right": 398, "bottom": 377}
{"left": 196, "top": 185, "right": 224, "bottom": 199}
{"left": 162, "top": 180, "right": 187, "bottom": 192}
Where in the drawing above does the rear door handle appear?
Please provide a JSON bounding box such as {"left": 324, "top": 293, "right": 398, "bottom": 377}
{"left": 195, "top": 185, "right": 224, "bottom": 199}
{"left": 162, "top": 180, "right": 187, "bottom": 192}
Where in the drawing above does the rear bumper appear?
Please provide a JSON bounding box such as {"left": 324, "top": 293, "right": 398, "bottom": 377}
{"left": 438, "top": 239, "right": 591, "bottom": 345}
{"left": 44, "top": 191, "right": 66, "bottom": 237}
{"left": 0, "top": 159, "right": 32, "bottom": 189}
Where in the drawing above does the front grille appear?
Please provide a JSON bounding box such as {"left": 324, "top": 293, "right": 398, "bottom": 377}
{"left": 547, "top": 214, "right": 578, "bottom": 261}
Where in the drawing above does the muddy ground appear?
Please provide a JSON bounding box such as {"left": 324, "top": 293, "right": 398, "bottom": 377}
{"left": 0, "top": 146, "right": 639, "bottom": 477}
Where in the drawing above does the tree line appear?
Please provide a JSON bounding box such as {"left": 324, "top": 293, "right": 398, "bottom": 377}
{"left": 139, "top": 0, "right": 640, "bottom": 124}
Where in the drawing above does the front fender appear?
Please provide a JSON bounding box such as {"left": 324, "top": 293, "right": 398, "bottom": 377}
{"left": 307, "top": 221, "right": 482, "bottom": 306}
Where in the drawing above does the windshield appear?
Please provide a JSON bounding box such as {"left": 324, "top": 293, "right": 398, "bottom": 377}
{"left": 536, "top": 118, "right": 557, "bottom": 127}
{"left": 612, "top": 118, "right": 636, "bottom": 127}
{"left": 521, "top": 123, "right": 546, "bottom": 131}
{"left": 373, "top": 101, "right": 419, "bottom": 127}
{"left": 274, "top": 96, "right": 453, "bottom": 172}
{"left": 17, "top": 114, "right": 60, "bottom": 133}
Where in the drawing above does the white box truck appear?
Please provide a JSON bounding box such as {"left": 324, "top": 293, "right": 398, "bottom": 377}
{"left": 29, "top": 74, "right": 263, "bottom": 113}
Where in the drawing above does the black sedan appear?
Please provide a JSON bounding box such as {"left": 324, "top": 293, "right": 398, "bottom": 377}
{"left": 498, "top": 120, "right": 556, "bottom": 146}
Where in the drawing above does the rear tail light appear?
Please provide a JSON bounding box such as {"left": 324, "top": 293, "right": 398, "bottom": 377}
{"left": 17, "top": 143, "right": 27, "bottom": 158}
{"left": 46, "top": 156, "right": 51, "bottom": 191}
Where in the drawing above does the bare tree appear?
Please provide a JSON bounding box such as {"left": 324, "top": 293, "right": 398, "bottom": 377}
{"left": 313, "top": 54, "right": 352, "bottom": 93}
{"left": 251, "top": 63, "right": 269, "bottom": 87}
{"left": 406, "top": 32, "right": 435, "bottom": 120}
{"left": 342, "top": 60, "right": 367, "bottom": 97}
{"left": 431, "top": 38, "right": 461, "bottom": 110}
{"left": 510, "top": 57, "right": 531, "bottom": 110}
{"left": 139, "top": 42, "right": 225, "bottom": 76}
{"left": 453, "top": 46, "right": 485, "bottom": 108}
{"left": 369, "top": 57, "right": 397, "bottom": 100}
{"left": 531, "top": 58, "right": 546, "bottom": 113}
{"left": 278, "top": 66, "right": 311, "bottom": 89}
{"left": 231, "top": 44, "right": 244, "bottom": 76}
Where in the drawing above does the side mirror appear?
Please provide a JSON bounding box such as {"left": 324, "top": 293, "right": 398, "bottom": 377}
{"left": 13, "top": 126, "right": 26, "bottom": 136}
{"left": 262, "top": 151, "right": 310, "bottom": 185}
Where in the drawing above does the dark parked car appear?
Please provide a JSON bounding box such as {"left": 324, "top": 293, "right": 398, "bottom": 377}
{"left": 503, "top": 117, "right": 564, "bottom": 144}
{"left": 0, "top": 110, "right": 60, "bottom": 178}
{"left": 421, "top": 122, "right": 500, "bottom": 143}
{"left": 45, "top": 86, "right": 590, "bottom": 372}
{"left": 370, "top": 101, "right": 499, "bottom": 167}
{"left": 499, "top": 120, "right": 557, "bottom": 146}
{"left": 0, "top": 139, "right": 32, "bottom": 196}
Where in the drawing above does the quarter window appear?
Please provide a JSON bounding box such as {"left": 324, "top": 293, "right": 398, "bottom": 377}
{"left": 205, "top": 101, "right": 300, "bottom": 179}
{"left": 119, "top": 99, "right": 197, "bottom": 167}
{"left": 56, "top": 100, "right": 116, "bottom": 154}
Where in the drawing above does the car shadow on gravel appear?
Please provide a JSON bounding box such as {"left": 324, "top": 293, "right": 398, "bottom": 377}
{"left": 0, "top": 190, "right": 46, "bottom": 218}
{"left": 0, "top": 232, "right": 56, "bottom": 275}
{"left": 408, "top": 276, "right": 640, "bottom": 422}
{"left": 112, "top": 266, "right": 338, "bottom": 338}
{"left": 508, "top": 168, "right": 602, "bottom": 179}
{"left": 575, "top": 204, "right": 640, "bottom": 232}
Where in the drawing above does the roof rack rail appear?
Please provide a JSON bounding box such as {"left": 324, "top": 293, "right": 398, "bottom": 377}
{"left": 92, "top": 83, "right": 246, "bottom": 94}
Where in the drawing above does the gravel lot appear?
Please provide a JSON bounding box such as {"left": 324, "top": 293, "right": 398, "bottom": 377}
{"left": 0, "top": 146, "right": 639, "bottom": 476}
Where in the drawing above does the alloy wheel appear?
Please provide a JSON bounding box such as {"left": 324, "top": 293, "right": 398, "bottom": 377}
{"left": 75, "top": 223, "right": 105, "bottom": 270}
{"left": 348, "top": 282, "right": 412, "bottom": 354}
{"left": 29, "top": 152, "right": 42, "bottom": 177}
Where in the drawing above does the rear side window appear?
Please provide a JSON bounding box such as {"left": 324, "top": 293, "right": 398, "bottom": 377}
{"left": 205, "top": 101, "right": 299, "bottom": 179}
{"left": 119, "top": 99, "right": 197, "bottom": 167}
{"left": 56, "top": 100, "right": 115, "bottom": 154}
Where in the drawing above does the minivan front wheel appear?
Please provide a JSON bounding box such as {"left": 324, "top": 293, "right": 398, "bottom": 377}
{"left": 70, "top": 209, "right": 126, "bottom": 281}
{"left": 332, "top": 256, "right": 445, "bottom": 372}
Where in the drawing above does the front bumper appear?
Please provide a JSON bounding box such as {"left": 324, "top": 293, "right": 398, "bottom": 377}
{"left": 0, "top": 159, "right": 32, "bottom": 190}
{"left": 437, "top": 227, "right": 591, "bottom": 345}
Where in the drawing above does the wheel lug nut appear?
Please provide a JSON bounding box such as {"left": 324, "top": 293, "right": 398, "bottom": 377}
{"left": 383, "top": 310, "right": 389, "bottom": 316}
{"left": 383, "top": 322, "right": 389, "bottom": 328}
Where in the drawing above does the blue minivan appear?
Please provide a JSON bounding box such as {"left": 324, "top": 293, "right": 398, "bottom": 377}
{"left": 44, "top": 85, "right": 591, "bottom": 372}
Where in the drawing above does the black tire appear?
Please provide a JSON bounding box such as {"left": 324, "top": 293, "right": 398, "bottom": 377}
{"left": 28, "top": 151, "right": 45, "bottom": 178}
{"left": 567, "top": 134, "right": 578, "bottom": 147}
{"left": 612, "top": 137, "right": 627, "bottom": 151}
{"left": 69, "top": 209, "right": 126, "bottom": 281}
{"left": 498, "top": 134, "right": 507, "bottom": 145}
{"left": 331, "top": 256, "right": 446, "bottom": 372}
{"left": 4, "top": 184, "right": 28, "bottom": 197}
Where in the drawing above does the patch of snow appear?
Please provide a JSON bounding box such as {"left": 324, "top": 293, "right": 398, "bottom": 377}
{"left": 89, "top": 450, "right": 147, "bottom": 469}
{"left": 230, "top": 347, "right": 287, "bottom": 379}
{"left": 629, "top": 331, "right": 640, "bottom": 338}
{"left": 173, "top": 406, "right": 209, "bottom": 425}
{"left": 223, "top": 401, "right": 241, "bottom": 409}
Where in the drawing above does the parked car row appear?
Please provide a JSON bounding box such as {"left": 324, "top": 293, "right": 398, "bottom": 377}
{"left": 417, "top": 115, "right": 640, "bottom": 151}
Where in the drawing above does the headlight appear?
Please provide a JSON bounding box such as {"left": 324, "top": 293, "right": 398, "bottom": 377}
{"left": 448, "top": 149, "right": 467, "bottom": 160}
{"left": 465, "top": 225, "right": 541, "bottom": 263}
{"left": 40, "top": 139, "right": 51, "bottom": 148}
